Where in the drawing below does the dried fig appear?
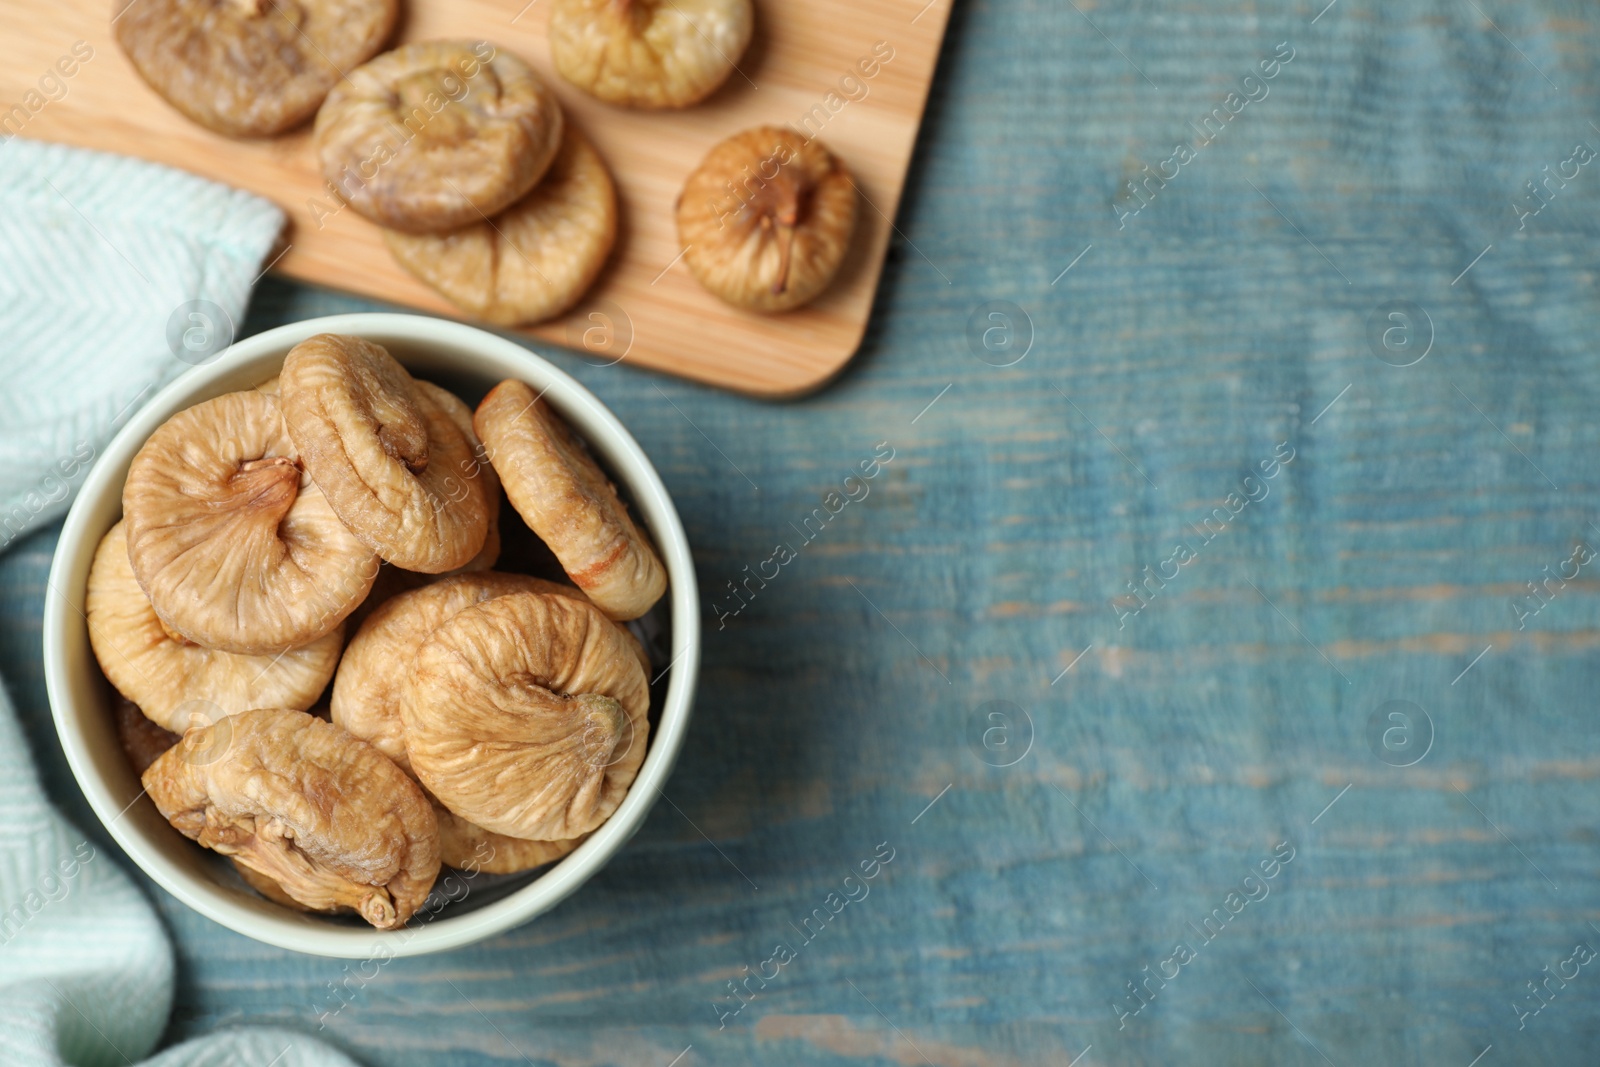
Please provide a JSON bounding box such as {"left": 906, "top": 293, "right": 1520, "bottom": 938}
{"left": 403, "top": 591, "right": 650, "bottom": 841}
{"left": 143, "top": 709, "right": 440, "bottom": 928}
{"left": 433, "top": 800, "right": 582, "bottom": 874}
{"left": 677, "top": 126, "right": 858, "bottom": 311}
{"left": 112, "top": 0, "right": 396, "bottom": 138}
{"left": 336, "top": 574, "right": 611, "bottom": 871}
{"left": 548, "top": 0, "right": 754, "bottom": 109}
{"left": 314, "top": 41, "right": 564, "bottom": 233}
{"left": 343, "top": 562, "right": 432, "bottom": 634}
{"left": 416, "top": 380, "right": 501, "bottom": 571}
{"left": 235, "top": 860, "right": 336, "bottom": 913}
{"left": 114, "top": 697, "right": 180, "bottom": 776}
{"left": 280, "top": 334, "right": 491, "bottom": 573}
{"left": 89, "top": 522, "right": 344, "bottom": 731}
{"left": 331, "top": 571, "right": 586, "bottom": 774}
{"left": 474, "top": 380, "right": 666, "bottom": 620}
{"left": 122, "top": 388, "right": 378, "bottom": 655}
{"left": 384, "top": 126, "right": 618, "bottom": 326}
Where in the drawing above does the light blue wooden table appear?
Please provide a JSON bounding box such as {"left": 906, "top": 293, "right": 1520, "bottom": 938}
{"left": 6, "top": 0, "right": 1600, "bottom": 1062}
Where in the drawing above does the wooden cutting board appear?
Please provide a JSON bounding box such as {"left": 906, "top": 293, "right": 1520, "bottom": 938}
{"left": 0, "top": 0, "right": 951, "bottom": 397}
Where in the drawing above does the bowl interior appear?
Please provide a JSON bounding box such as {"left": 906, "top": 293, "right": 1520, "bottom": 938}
{"left": 44, "top": 313, "right": 698, "bottom": 958}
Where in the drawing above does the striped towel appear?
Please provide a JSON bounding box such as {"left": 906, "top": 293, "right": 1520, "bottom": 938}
{"left": 0, "top": 138, "right": 283, "bottom": 552}
{"left": 0, "top": 139, "right": 360, "bottom": 1067}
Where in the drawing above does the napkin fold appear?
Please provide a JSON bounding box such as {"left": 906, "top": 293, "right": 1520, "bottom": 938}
{"left": 0, "top": 139, "right": 361, "bottom": 1067}
{"left": 0, "top": 137, "right": 284, "bottom": 552}
{"left": 0, "top": 675, "right": 366, "bottom": 1067}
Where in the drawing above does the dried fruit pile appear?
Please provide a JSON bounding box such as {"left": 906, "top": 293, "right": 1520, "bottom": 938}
{"left": 95, "top": 333, "right": 667, "bottom": 929}
{"left": 113, "top": 4, "right": 857, "bottom": 316}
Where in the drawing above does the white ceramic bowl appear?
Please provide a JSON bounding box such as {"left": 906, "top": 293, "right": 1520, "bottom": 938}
{"left": 43, "top": 312, "right": 699, "bottom": 958}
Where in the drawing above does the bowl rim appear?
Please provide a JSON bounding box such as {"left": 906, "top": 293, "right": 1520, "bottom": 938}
{"left": 42, "top": 311, "right": 700, "bottom": 958}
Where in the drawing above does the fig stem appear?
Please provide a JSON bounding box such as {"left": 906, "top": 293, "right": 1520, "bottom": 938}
{"left": 231, "top": 457, "right": 301, "bottom": 522}
{"left": 751, "top": 172, "right": 802, "bottom": 296}
{"left": 771, "top": 219, "right": 795, "bottom": 295}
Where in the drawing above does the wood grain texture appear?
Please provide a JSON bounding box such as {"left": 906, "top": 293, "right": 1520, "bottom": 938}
{"left": 9, "top": 0, "right": 1600, "bottom": 1064}
{"left": 0, "top": 0, "right": 952, "bottom": 397}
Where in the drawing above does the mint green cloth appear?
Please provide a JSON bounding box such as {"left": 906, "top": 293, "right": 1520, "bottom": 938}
{"left": 0, "top": 138, "right": 284, "bottom": 553}
{"left": 0, "top": 676, "right": 366, "bottom": 1067}
{"left": 0, "top": 139, "right": 359, "bottom": 1067}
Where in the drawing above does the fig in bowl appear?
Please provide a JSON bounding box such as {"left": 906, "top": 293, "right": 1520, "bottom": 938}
{"left": 44, "top": 313, "right": 699, "bottom": 958}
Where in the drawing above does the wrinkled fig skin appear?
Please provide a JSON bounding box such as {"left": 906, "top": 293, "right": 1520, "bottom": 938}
{"left": 122, "top": 389, "right": 379, "bottom": 655}
{"left": 335, "top": 572, "right": 607, "bottom": 873}
{"left": 385, "top": 127, "right": 618, "bottom": 327}
{"left": 143, "top": 709, "right": 440, "bottom": 928}
{"left": 281, "top": 335, "right": 491, "bottom": 573}
{"left": 315, "top": 41, "right": 564, "bottom": 233}
{"left": 89, "top": 522, "right": 344, "bottom": 732}
{"left": 433, "top": 800, "right": 584, "bottom": 873}
{"left": 113, "top": 0, "right": 396, "bottom": 138}
{"left": 549, "top": 0, "right": 753, "bottom": 109}
{"left": 403, "top": 592, "right": 650, "bottom": 841}
{"left": 234, "top": 859, "right": 336, "bottom": 912}
{"left": 474, "top": 380, "right": 666, "bottom": 620}
{"left": 332, "top": 571, "right": 590, "bottom": 774}
{"left": 677, "top": 126, "right": 859, "bottom": 312}
{"left": 416, "top": 381, "right": 501, "bottom": 572}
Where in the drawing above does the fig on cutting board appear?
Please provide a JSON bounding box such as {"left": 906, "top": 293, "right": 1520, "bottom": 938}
{"left": 314, "top": 41, "right": 563, "bottom": 233}
{"left": 88, "top": 522, "right": 343, "bottom": 732}
{"left": 122, "top": 388, "right": 378, "bottom": 655}
{"left": 474, "top": 379, "right": 666, "bottom": 620}
{"left": 143, "top": 709, "right": 440, "bottom": 928}
{"left": 402, "top": 591, "right": 650, "bottom": 842}
{"left": 384, "top": 127, "right": 618, "bottom": 327}
{"left": 112, "top": 0, "right": 396, "bottom": 138}
{"left": 676, "top": 126, "right": 859, "bottom": 311}
{"left": 280, "top": 334, "right": 491, "bottom": 574}
{"left": 548, "top": 0, "right": 754, "bottom": 109}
